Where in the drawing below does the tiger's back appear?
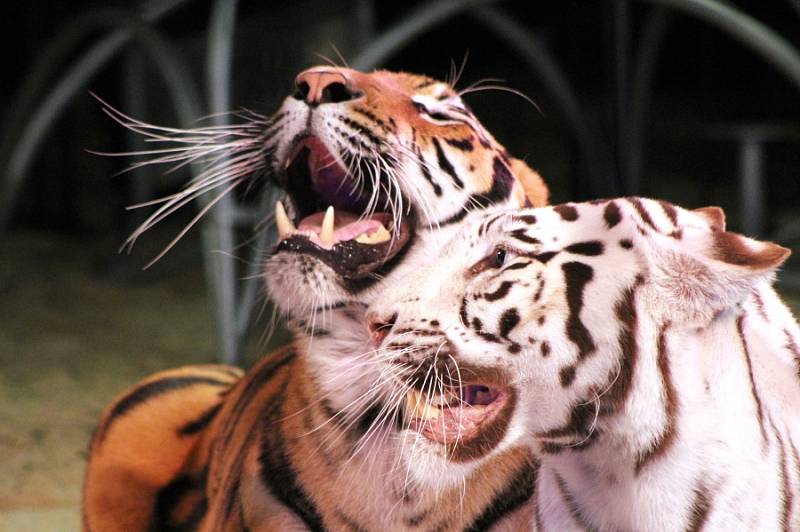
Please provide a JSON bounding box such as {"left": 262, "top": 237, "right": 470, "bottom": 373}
{"left": 83, "top": 364, "right": 242, "bottom": 531}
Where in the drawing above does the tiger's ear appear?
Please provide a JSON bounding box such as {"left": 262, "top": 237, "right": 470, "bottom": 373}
{"left": 647, "top": 224, "right": 790, "bottom": 323}
{"left": 509, "top": 158, "right": 549, "bottom": 207}
{"left": 711, "top": 230, "right": 790, "bottom": 272}
{"left": 693, "top": 206, "right": 725, "bottom": 232}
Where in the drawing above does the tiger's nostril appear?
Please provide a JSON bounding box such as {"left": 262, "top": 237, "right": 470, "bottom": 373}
{"left": 368, "top": 312, "right": 397, "bottom": 345}
{"left": 293, "top": 80, "right": 310, "bottom": 101}
{"left": 321, "top": 82, "right": 360, "bottom": 103}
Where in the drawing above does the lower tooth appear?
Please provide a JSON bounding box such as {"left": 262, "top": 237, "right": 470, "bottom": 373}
{"left": 355, "top": 225, "right": 391, "bottom": 244}
{"left": 406, "top": 391, "right": 440, "bottom": 420}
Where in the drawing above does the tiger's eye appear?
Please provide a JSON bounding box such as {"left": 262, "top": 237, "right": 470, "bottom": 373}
{"left": 492, "top": 248, "right": 506, "bottom": 268}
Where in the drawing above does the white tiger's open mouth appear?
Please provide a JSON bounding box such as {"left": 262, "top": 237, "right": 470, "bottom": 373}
{"left": 405, "top": 384, "right": 508, "bottom": 446}
{"left": 273, "top": 136, "right": 413, "bottom": 279}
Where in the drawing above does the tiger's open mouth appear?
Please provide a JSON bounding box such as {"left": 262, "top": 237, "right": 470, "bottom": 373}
{"left": 405, "top": 384, "right": 509, "bottom": 448}
{"left": 273, "top": 136, "right": 412, "bottom": 279}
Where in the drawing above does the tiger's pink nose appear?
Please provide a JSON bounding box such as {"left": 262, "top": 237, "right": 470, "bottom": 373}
{"left": 294, "top": 68, "right": 362, "bottom": 106}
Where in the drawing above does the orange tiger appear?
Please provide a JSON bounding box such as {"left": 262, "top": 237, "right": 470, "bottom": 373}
{"left": 83, "top": 66, "right": 549, "bottom": 531}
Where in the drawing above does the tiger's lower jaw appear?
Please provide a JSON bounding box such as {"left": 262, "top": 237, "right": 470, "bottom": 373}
{"left": 402, "top": 385, "right": 516, "bottom": 463}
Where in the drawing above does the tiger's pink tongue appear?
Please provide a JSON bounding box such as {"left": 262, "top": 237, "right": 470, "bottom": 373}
{"left": 298, "top": 211, "right": 389, "bottom": 247}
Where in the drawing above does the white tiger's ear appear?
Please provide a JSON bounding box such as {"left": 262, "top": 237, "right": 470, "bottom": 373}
{"left": 693, "top": 206, "right": 725, "bottom": 232}
{"left": 647, "top": 226, "right": 790, "bottom": 323}
{"left": 509, "top": 158, "right": 549, "bottom": 207}
{"left": 710, "top": 230, "right": 790, "bottom": 271}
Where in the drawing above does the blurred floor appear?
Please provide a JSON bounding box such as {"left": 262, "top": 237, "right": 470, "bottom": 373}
{"left": 0, "top": 229, "right": 221, "bottom": 530}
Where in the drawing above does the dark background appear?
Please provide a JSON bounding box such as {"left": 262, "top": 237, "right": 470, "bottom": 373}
{"left": 0, "top": 1, "right": 799, "bottom": 526}
{"left": 4, "top": 0, "right": 800, "bottom": 235}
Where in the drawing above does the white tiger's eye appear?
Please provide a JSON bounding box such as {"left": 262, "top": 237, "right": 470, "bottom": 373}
{"left": 492, "top": 247, "right": 507, "bottom": 268}
{"left": 469, "top": 246, "right": 517, "bottom": 275}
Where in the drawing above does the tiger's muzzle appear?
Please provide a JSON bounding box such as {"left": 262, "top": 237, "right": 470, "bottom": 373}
{"left": 379, "top": 330, "right": 517, "bottom": 461}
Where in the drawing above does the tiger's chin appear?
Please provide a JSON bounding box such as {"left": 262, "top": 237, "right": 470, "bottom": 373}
{"left": 264, "top": 255, "right": 351, "bottom": 319}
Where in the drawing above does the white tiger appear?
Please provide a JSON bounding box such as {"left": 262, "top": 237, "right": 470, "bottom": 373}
{"left": 367, "top": 197, "right": 800, "bottom": 531}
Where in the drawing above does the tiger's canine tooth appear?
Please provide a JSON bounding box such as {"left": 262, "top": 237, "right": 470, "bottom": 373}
{"left": 320, "top": 206, "right": 335, "bottom": 247}
{"left": 275, "top": 200, "right": 296, "bottom": 238}
{"left": 355, "top": 224, "right": 391, "bottom": 245}
{"left": 406, "top": 390, "right": 440, "bottom": 420}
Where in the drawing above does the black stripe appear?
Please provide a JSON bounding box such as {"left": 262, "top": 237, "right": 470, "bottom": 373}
{"left": 432, "top": 137, "right": 464, "bottom": 189}
{"left": 335, "top": 511, "right": 369, "bottom": 532}
{"left": 565, "top": 241, "right": 604, "bottom": 256}
{"left": 97, "top": 376, "right": 231, "bottom": 443}
{"left": 432, "top": 206, "right": 470, "bottom": 227}
{"left": 460, "top": 296, "right": 470, "bottom": 327}
{"left": 553, "top": 204, "right": 579, "bottom": 221}
{"left": 258, "top": 384, "right": 325, "bottom": 532}
{"left": 415, "top": 143, "right": 442, "bottom": 196}
{"left": 352, "top": 107, "right": 392, "bottom": 132}
{"left": 562, "top": 262, "right": 596, "bottom": 362}
{"left": 502, "top": 260, "right": 533, "bottom": 272}
{"left": 444, "top": 137, "right": 474, "bottom": 151}
{"left": 484, "top": 281, "right": 514, "bottom": 302}
{"left": 635, "top": 321, "right": 677, "bottom": 473}
{"left": 151, "top": 472, "right": 207, "bottom": 532}
{"left": 658, "top": 199, "right": 679, "bottom": 226}
{"left": 538, "top": 399, "right": 599, "bottom": 446}
{"left": 465, "top": 462, "right": 537, "bottom": 531}
{"left": 429, "top": 157, "right": 513, "bottom": 228}
{"left": 498, "top": 308, "right": 520, "bottom": 339}
{"left": 333, "top": 125, "right": 371, "bottom": 153}
{"left": 737, "top": 315, "right": 769, "bottom": 448}
{"left": 593, "top": 275, "right": 643, "bottom": 412}
{"left": 603, "top": 201, "right": 622, "bottom": 228}
{"left": 178, "top": 403, "right": 223, "bottom": 436}
{"left": 404, "top": 509, "right": 430, "bottom": 527}
{"left": 340, "top": 116, "right": 383, "bottom": 147}
{"left": 511, "top": 228, "right": 540, "bottom": 244}
{"left": 628, "top": 197, "right": 660, "bottom": 233}
{"left": 218, "top": 351, "right": 296, "bottom": 450}
{"left": 685, "top": 481, "right": 713, "bottom": 531}
{"left": 769, "top": 417, "right": 793, "bottom": 532}
{"left": 555, "top": 473, "right": 599, "bottom": 532}
{"left": 530, "top": 251, "right": 558, "bottom": 264}
{"left": 513, "top": 214, "right": 538, "bottom": 224}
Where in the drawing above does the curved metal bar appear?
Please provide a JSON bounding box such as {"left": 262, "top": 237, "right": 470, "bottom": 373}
{"left": 641, "top": 0, "right": 800, "bottom": 90}
{"left": 236, "top": 186, "right": 282, "bottom": 340}
{"left": 205, "top": 0, "right": 240, "bottom": 364}
{"left": 350, "top": 0, "right": 612, "bottom": 196}
{"left": 0, "top": 0, "right": 194, "bottom": 228}
{"left": 790, "top": 0, "right": 800, "bottom": 19}
{"left": 627, "top": 6, "right": 672, "bottom": 193}
{"left": 351, "top": 0, "right": 496, "bottom": 71}
{"left": 471, "top": 6, "right": 614, "bottom": 196}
